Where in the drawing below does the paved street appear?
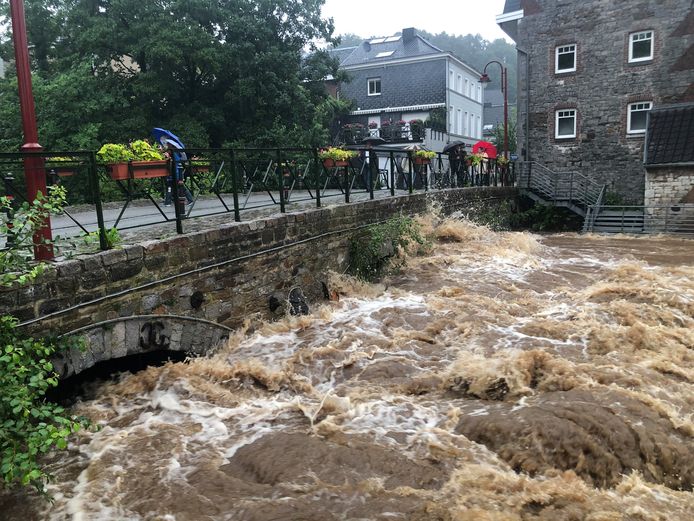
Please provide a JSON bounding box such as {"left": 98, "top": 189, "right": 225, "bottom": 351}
{"left": 35, "top": 188, "right": 413, "bottom": 252}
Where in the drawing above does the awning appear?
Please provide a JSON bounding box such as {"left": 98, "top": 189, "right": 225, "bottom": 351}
{"left": 350, "top": 103, "right": 445, "bottom": 116}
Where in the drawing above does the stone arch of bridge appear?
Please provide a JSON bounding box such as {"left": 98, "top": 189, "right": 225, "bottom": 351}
{"left": 52, "top": 315, "right": 233, "bottom": 379}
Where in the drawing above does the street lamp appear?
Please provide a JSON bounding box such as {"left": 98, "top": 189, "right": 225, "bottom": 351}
{"left": 9, "top": 0, "right": 53, "bottom": 260}
{"left": 479, "top": 61, "right": 508, "bottom": 161}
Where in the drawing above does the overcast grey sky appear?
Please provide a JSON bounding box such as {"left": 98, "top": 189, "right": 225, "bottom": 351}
{"left": 321, "top": 0, "right": 511, "bottom": 43}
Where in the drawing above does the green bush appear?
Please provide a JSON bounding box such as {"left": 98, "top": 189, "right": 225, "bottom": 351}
{"left": 509, "top": 199, "right": 583, "bottom": 232}
{"left": 0, "top": 316, "right": 89, "bottom": 491}
{"left": 1, "top": 185, "right": 90, "bottom": 492}
{"left": 348, "top": 216, "right": 428, "bottom": 281}
{"left": 0, "top": 185, "right": 67, "bottom": 286}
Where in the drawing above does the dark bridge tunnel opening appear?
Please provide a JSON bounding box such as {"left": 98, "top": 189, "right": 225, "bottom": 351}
{"left": 47, "top": 350, "right": 188, "bottom": 406}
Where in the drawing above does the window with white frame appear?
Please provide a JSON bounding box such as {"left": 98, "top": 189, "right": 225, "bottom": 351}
{"left": 367, "top": 77, "right": 381, "bottom": 96}
{"left": 450, "top": 70, "right": 454, "bottom": 89}
{"left": 477, "top": 116, "right": 481, "bottom": 139}
{"left": 449, "top": 105, "right": 454, "bottom": 132}
{"left": 469, "top": 113, "right": 474, "bottom": 136}
{"left": 477, "top": 85, "right": 481, "bottom": 102}
{"left": 627, "top": 101, "right": 652, "bottom": 134}
{"left": 629, "top": 31, "right": 653, "bottom": 63}
{"left": 464, "top": 78, "right": 468, "bottom": 96}
{"left": 555, "top": 44, "right": 576, "bottom": 73}
{"left": 458, "top": 109, "right": 462, "bottom": 135}
{"left": 555, "top": 109, "right": 577, "bottom": 138}
{"left": 457, "top": 74, "right": 462, "bottom": 92}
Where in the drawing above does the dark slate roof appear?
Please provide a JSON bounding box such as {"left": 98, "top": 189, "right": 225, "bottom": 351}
{"left": 645, "top": 103, "right": 694, "bottom": 166}
{"left": 327, "top": 46, "right": 358, "bottom": 66}
{"left": 338, "top": 35, "right": 443, "bottom": 67}
{"left": 504, "top": 0, "right": 521, "bottom": 13}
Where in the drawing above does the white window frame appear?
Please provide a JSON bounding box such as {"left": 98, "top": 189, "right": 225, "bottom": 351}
{"left": 555, "top": 44, "right": 576, "bottom": 73}
{"left": 367, "top": 77, "right": 381, "bottom": 96}
{"left": 464, "top": 111, "right": 468, "bottom": 135}
{"left": 555, "top": 109, "right": 577, "bottom": 139}
{"left": 629, "top": 31, "right": 653, "bottom": 63}
{"left": 627, "top": 101, "right": 652, "bottom": 134}
{"left": 477, "top": 85, "right": 481, "bottom": 102}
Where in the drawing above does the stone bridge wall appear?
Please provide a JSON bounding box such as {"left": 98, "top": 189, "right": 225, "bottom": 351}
{"left": 0, "top": 188, "right": 516, "bottom": 375}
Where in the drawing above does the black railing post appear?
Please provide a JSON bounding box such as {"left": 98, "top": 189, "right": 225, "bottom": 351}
{"left": 389, "top": 152, "right": 395, "bottom": 196}
{"left": 408, "top": 157, "right": 413, "bottom": 194}
{"left": 230, "top": 149, "right": 241, "bottom": 222}
{"left": 87, "top": 152, "right": 108, "bottom": 250}
{"left": 277, "top": 148, "right": 286, "bottom": 213}
{"left": 3, "top": 173, "right": 16, "bottom": 248}
{"left": 344, "top": 162, "right": 350, "bottom": 203}
{"left": 312, "top": 148, "right": 322, "bottom": 208}
{"left": 368, "top": 148, "right": 375, "bottom": 200}
{"left": 171, "top": 158, "right": 184, "bottom": 234}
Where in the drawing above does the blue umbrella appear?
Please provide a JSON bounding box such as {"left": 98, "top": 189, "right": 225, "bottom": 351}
{"left": 152, "top": 127, "right": 185, "bottom": 149}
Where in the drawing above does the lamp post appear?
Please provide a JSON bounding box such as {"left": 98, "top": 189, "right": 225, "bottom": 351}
{"left": 9, "top": 0, "right": 53, "bottom": 260}
{"left": 479, "top": 61, "right": 508, "bottom": 161}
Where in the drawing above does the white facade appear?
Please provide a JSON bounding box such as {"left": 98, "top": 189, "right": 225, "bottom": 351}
{"left": 446, "top": 57, "right": 484, "bottom": 146}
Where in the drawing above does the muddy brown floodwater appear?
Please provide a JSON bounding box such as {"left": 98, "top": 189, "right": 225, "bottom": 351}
{"left": 1, "top": 215, "right": 693, "bottom": 520}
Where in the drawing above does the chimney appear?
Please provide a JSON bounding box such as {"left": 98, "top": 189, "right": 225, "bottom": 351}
{"left": 403, "top": 27, "right": 416, "bottom": 42}
{"left": 363, "top": 41, "right": 371, "bottom": 52}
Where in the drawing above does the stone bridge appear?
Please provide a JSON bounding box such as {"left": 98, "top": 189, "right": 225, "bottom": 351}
{"left": 0, "top": 187, "right": 517, "bottom": 378}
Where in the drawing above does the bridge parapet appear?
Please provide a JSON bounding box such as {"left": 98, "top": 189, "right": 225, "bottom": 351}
{"left": 1, "top": 187, "right": 518, "bottom": 376}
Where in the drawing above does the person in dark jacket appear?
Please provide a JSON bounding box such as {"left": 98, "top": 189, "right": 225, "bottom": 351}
{"left": 160, "top": 138, "right": 193, "bottom": 206}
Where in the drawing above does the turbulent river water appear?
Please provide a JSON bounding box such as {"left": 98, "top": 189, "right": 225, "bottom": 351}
{"left": 2, "top": 215, "right": 693, "bottom": 520}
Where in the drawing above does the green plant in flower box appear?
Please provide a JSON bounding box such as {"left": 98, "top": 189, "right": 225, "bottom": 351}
{"left": 318, "top": 147, "right": 357, "bottom": 162}
{"left": 413, "top": 150, "right": 436, "bottom": 159}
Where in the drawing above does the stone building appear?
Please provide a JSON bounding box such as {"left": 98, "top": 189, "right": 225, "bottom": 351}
{"left": 643, "top": 102, "right": 694, "bottom": 229}
{"left": 497, "top": 0, "right": 694, "bottom": 204}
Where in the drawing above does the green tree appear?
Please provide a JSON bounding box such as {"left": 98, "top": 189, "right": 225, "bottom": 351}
{"left": 0, "top": 0, "right": 341, "bottom": 149}
{"left": 492, "top": 112, "right": 517, "bottom": 154}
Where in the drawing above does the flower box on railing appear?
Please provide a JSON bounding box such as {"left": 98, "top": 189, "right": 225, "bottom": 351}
{"left": 108, "top": 160, "right": 169, "bottom": 180}
{"left": 414, "top": 157, "right": 431, "bottom": 165}
{"left": 322, "top": 158, "right": 350, "bottom": 168}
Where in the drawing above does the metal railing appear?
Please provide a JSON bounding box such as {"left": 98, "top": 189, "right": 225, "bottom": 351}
{"left": 518, "top": 161, "right": 605, "bottom": 212}
{"left": 1, "top": 147, "right": 516, "bottom": 253}
{"left": 582, "top": 184, "right": 606, "bottom": 233}
{"left": 584, "top": 204, "right": 694, "bottom": 235}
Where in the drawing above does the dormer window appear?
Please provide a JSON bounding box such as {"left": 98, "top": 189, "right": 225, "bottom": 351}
{"left": 629, "top": 31, "right": 653, "bottom": 63}
{"left": 555, "top": 44, "right": 576, "bottom": 73}
{"left": 368, "top": 77, "right": 381, "bottom": 96}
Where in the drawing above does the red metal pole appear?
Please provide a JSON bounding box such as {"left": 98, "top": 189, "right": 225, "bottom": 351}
{"left": 503, "top": 67, "right": 509, "bottom": 161}
{"left": 9, "top": 0, "right": 53, "bottom": 260}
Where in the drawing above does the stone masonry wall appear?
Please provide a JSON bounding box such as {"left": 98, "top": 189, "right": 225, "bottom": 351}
{"left": 0, "top": 188, "right": 517, "bottom": 343}
{"left": 515, "top": 0, "right": 694, "bottom": 204}
{"left": 645, "top": 167, "right": 694, "bottom": 206}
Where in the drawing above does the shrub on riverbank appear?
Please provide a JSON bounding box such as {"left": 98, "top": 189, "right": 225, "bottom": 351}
{"left": 348, "top": 216, "right": 429, "bottom": 281}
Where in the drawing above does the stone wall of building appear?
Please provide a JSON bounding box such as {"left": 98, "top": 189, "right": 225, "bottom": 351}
{"left": 645, "top": 167, "right": 694, "bottom": 206}
{"left": 0, "top": 188, "right": 516, "bottom": 375}
{"left": 514, "top": 0, "right": 694, "bottom": 204}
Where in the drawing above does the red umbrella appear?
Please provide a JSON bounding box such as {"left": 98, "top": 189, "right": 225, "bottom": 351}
{"left": 472, "top": 140, "right": 497, "bottom": 159}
